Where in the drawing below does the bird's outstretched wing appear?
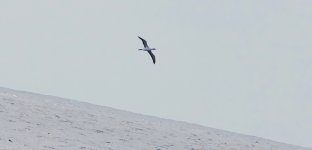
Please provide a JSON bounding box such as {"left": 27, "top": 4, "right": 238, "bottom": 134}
{"left": 138, "top": 36, "right": 149, "bottom": 48}
{"left": 147, "top": 51, "right": 156, "bottom": 64}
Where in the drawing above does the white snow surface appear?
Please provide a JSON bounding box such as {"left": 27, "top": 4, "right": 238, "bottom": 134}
{"left": 0, "top": 87, "right": 310, "bottom": 150}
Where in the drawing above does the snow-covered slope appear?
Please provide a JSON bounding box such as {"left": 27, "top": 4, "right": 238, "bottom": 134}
{"left": 0, "top": 87, "right": 310, "bottom": 150}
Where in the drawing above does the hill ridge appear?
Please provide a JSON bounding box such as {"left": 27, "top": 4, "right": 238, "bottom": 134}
{"left": 0, "top": 87, "right": 310, "bottom": 150}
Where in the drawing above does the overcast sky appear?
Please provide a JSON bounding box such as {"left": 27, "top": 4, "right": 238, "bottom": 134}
{"left": 1, "top": 0, "right": 312, "bottom": 148}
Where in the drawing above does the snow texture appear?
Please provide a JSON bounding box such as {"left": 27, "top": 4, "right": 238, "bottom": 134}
{"left": 0, "top": 87, "right": 310, "bottom": 150}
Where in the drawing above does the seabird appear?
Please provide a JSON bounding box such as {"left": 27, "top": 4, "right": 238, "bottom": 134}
{"left": 138, "top": 36, "right": 156, "bottom": 64}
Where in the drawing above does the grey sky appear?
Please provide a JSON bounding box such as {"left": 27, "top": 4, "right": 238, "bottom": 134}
{"left": 1, "top": 0, "right": 312, "bottom": 148}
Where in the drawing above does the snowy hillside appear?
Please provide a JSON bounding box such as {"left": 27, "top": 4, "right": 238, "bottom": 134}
{"left": 0, "top": 87, "right": 310, "bottom": 150}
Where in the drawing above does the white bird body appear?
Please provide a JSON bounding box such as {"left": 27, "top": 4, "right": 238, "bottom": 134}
{"left": 138, "top": 48, "right": 156, "bottom": 51}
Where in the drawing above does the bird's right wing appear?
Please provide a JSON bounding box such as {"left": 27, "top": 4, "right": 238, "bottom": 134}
{"left": 138, "top": 36, "right": 149, "bottom": 48}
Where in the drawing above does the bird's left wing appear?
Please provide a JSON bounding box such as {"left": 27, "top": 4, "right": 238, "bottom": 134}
{"left": 147, "top": 51, "right": 156, "bottom": 64}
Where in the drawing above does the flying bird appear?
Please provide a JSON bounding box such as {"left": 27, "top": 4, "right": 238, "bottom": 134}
{"left": 138, "top": 36, "right": 156, "bottom": 64}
